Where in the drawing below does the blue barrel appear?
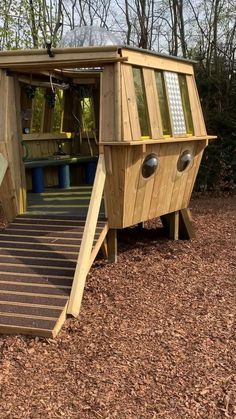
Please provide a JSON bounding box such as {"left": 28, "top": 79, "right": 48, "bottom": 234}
{"left": 85, "top": 161, "right": 97, "bottom": 185}
{"left": 32, "top": 167, "right": 44, "bottom": 193}
{"left": 58, "top": 164, "right": 70, "bottom": 189}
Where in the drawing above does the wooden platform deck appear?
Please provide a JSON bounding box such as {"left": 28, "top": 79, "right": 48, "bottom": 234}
{"left": 27, "top": 185, "right": 105, "bottom": 218}
{"left": 0, "top": 186, "right": 107, "bottom": 337}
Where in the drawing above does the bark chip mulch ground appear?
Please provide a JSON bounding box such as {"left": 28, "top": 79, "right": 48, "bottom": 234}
{"left": 0, "top": 196, "right": 235, "bottom": 418}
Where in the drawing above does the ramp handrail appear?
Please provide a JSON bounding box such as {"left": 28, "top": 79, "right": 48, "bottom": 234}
{"left": 67, "top": 154, "right": 107, "bottom": 317}
{"left": 0, "top": 153, "right": 8, "bottom": 187}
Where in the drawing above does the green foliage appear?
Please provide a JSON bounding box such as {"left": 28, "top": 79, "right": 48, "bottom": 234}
{"left": 195, "top": 63, "right": 236, "bottom": 192}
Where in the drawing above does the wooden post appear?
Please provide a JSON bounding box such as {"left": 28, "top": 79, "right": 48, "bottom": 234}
{"left": 101, "top": 238, "right": 108, "bottom": 260}
{"left": 67, "top": 154, "right": 106, "bottom": 318}
{"left": 107, "top": 229, "right": 117, "bottom": 263}
{"left": 169, "top": 211, "right": 179, "bottom": 240}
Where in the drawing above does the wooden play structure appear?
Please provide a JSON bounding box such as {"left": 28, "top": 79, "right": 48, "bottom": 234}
{"left": 0, "top": 45, "right": 215, "bottom": 337}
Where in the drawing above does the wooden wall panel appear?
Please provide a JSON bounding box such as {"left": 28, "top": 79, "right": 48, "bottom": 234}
{"left": 100, "top": 65, "right": 115, "bottom": 142}
{"left": 149, "top": 142, "right": 182, "bottom": 219}
{"left": 169, "top": 142, "right": 198, "bottom": 213}
{"left": 104, "top": 140, "right": 207, "bottom": 228}
{"left": 104, "top": 146, "right": 126, "bottom": 226}
{"left": 123, "top": 146, "right": 145, "bottom": 225}
{"left": 0, "top": 71, "right": 26, "bottom": 220}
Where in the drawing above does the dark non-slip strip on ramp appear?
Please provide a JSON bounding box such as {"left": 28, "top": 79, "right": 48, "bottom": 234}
{"left": 0, "top": 273, "right": 73, "bottom": 287}
{"left": 0, "top": 214, "right": 107, "bottom": 337}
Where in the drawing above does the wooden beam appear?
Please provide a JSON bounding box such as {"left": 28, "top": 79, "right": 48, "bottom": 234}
{"left": 121, "top": 50, "right": 194, "bottom": 74}
{"left": 0, "top": 154, "right": 8, "bottom": 186}
{"left": 100, "top": 135, "right": 217, "bottom": 146}
{"left": 106, "top": 229, "right": 117, "bottom": 263}
{"left": 67, "top": 154, "right": 106, "bottom": 317}
{"left": 22, "top": 132, "right": 72, "bottom": 141}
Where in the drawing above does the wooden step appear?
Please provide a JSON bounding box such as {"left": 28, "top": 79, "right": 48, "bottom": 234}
{"left": 0, "top": 214, "right": 108, "bottom": 337}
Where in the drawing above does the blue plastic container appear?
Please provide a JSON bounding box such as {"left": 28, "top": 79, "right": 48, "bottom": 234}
{"left": 58, "top": 164, "right": 70, "bottom": 189}
{"left": 85, "top": 161, "right": 97, "bottom": 185}
{"left": 32, "top": 167, "right": 44, "bottom": 193}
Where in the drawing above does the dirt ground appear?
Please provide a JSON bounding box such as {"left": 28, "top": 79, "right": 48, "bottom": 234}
{"left": 0, "top": 195, "right": 235, "bottom": 419}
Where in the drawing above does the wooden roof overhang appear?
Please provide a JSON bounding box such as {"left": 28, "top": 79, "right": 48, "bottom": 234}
{"left": 0, "top": 45, "right": 195, "bottom": 74}
{"left": 0, "top": 46, "right": 125, "bottom": 71}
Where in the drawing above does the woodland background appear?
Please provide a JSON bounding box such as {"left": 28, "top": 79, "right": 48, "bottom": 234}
{"left": 0, "top": 0, "right": 235, "bottom": 192}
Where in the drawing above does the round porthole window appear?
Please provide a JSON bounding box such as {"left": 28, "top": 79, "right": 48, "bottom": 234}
{"left": 141, "top": 153, "right": 159, "bottom": 178}
{"left": 177, "top": 150, "right": 193, "bottom": 172}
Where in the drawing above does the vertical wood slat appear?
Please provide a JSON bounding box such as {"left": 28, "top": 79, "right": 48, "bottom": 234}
{"left": 121, "top": 65, "right": 132, "bottom": 142}
{"left": 104, "top": 146, "right": 124, "bottom": 227}
{"left": 122, "top": 64, "right": 141, "bottom": 142}
{"left": 67, "top": 154, "right": 106, "bottom": 317}
{"left": 169, "top": 142, "right": 196, "bottom": 214}
{"left": 132, "top": 144, "right": 161, "bottom": 224}
{"left": 8, "top": 77, "right": 25, "bottom": 214}
{"left": 43, "top": 88, "right": 53, "bottom": 133}
{"left": 0, "top": 143, "right": 18, "bottom": 222}
{"left": 114, "top": 62, "right": 121, "bottom": 142}
{"left": 186, "top": 75, "right": 207, "bottom": 136}
{"left": 0, "top": 71, "right": 25, "bottom": 221}
{"left": 153, "top": 142, "right": 182, "bottom": 217}
{"left": 142, "top": 69, "right": 162, "bottom": 139}
{"left": 100, "top": 65, "right": 115, "bottom": 142}
{"left": 123, "top": 146, "right": 143, "bottom": 226}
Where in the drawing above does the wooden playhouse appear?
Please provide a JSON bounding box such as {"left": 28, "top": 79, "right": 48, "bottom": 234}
{"left": 0, "top": 45, "right": 215, "bottom": 337}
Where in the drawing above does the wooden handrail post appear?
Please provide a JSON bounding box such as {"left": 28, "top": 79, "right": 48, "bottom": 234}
{"left": 67, "top": 154, "right": 106, "bottom": 317}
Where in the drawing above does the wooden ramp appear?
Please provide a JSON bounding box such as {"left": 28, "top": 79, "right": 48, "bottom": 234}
{"left": 0, "top": 214, "right": 108, "bottom": 337}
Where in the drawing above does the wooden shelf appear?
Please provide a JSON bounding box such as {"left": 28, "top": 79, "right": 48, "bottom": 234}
{"left": 100, "top": 135, "right": 217, "bottom": 146}
{"left": 22, "top": 133, "right": 72, "bottom": 142}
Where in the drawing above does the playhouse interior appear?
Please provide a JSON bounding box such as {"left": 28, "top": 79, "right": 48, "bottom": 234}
{"left": 19, "top": 68, "right": 101, "bottom": 218}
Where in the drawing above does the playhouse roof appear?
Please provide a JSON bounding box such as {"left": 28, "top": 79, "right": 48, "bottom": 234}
{"left": 0, "top": 45, "right": 196, "bottom": 72}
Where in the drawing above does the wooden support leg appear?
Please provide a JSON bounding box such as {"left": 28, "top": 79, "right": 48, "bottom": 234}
{"left": 179, "top": 208, "right": 195, "bottom": 239}
{"left": 101, "top": 237, "right": 108, "bottom": 260}
{"left": 161, "top": 208, "right": 195, "bottom": 240}
{"left": 169, "top": 211, "right": 179, "bottom": 240}
{"left": 161, "top": 211, "right": 179, "bottom": 240}
{"left": 106, "top": 229, "right": 117, "bottom": 263}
